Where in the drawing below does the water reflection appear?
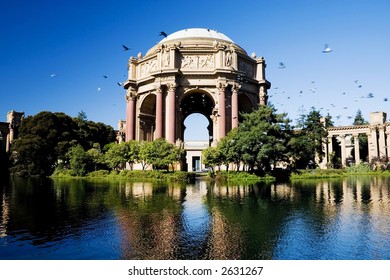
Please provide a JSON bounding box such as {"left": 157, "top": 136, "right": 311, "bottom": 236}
{"left": 1, "top": 176, "right": 390, "bottom": 259}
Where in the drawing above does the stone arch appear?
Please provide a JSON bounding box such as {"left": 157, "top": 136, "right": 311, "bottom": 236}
{"left": 179, "top": 89, "right": 215, "bottom": 143}
{"left": 138, "top": 94, "right": 156, "bottom": 141}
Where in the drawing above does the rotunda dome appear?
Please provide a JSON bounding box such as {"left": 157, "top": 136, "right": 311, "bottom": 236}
{"left": 145, "top": 28, "right": 246, "bottom": 56}
{"left": 159, "top": 28, "right": 234, "bottom": 44}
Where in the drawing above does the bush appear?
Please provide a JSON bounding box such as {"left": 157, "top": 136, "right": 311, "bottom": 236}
{"left": 344, "top": 163, "right": 372, "bottom": 173}
{"left": 87, "top": 170, "right": 110, "bottom": 177}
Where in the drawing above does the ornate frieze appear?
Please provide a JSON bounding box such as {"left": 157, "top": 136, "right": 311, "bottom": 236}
{"left": 181, "top": 54, "right": 214, "bottom": 69}
{"left": 238, "top": 59, "right": 255, "bottom": 77}
{"left": 140, "top": 58, "right": 158, "bottom": 78}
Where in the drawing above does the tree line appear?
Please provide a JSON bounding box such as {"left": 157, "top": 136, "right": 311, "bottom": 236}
{"left": 8, "top": 111, "right": 184, "bottom": 177}
{"left": 6, "top": 106, "right": 372, "bottom": 177}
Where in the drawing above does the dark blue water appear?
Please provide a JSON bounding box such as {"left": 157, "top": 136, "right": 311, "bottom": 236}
{"left": 1, "top": 176, "right": 390, "bottom": 260}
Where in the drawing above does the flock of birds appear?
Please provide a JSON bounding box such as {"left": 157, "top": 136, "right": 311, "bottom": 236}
{"left": 48, "top": 35, "right": 388, "bottom": 125}
{"left": 272, "top": 44, "right": 389, "bottom": 125}
{"left": 50, "top": 31, "right": 169, "bottom": 95}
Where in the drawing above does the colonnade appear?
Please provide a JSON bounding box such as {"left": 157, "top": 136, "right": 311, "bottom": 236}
{"left": 125, "top": 81, "right": 245, "bottom": 144}
{"left": 323, "top": 112, "right": 390, "bottom": 167}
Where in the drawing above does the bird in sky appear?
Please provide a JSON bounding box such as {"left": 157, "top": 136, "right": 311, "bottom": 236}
{"left": 159, "top": 31, "right": 168, "bottom": 38}
{"left": 117, "top": 82, "right": 123, "bottom": 86}
{"left": 322, "top": 44, "right": 332, "bottom": 53}
{"left": 102, "top": 75, "right": 108, "bottom": 79}
{"left": 384, "top": 98, "right": 388, "bottom": 102}
{"left": 122, "top": 44, "right": 130, "bottom": 51}
{"left": 51, "top": 74, "right": 56, "bottom": 78}
{"left": 367, "top": 93, "right": 374, "bottom": 98}
{"left": 278, "top": 62, "right": 286, "bottom": 69}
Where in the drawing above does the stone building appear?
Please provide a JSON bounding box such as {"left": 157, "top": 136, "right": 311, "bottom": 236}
{"left": 0, "top": 110, "right": 24, "bottom": 154}
{"left": 321, "top": 111, "right": 390, "bottom": 168}
{"left": 122, "top": 28, "right": 270, "bottom": 171}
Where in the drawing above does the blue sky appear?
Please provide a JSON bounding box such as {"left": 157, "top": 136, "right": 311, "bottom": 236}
{"left": 1, "top": 0, "right": 389, "bottom": 140}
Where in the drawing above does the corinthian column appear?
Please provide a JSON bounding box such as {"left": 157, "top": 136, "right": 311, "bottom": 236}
{"left": 166, "top": 83, "right": 176, "bottom": 143}
{"left": 370, "top": 127, "right": 378, "bottom": 160}
{"left": 353, "top": 134, "right": 360, "bottom": 164}
{"left": 155, "top": 87, "right": 163, "bottom": 139}
{"left": 259, "top": 86, "right": 268, "bottom": 106}
{"left": 340, "top": 134, "right": 347, "bottom": 167}
{"left": 378, "top": 125, "right": 386, "bottom": 158}
{"left": 217, "top": 82, "right": 227, "bottom": 140}
{"left": 125, "top": 88, "right": 136, "bottom": 141}
{"left": 386, "top": 130, "right": 390, "bottom": 160}
{"left": 231, "top": 83, "right": 239, "bottom": 129}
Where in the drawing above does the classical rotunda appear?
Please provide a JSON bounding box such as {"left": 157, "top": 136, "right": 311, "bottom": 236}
{"left": 122, "top": 28, "right": 270, "bottom": 170}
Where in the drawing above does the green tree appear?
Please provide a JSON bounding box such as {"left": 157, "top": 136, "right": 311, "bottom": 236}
{"left": 86, "top": 143, "right": 106, "bottom": 171}
{"left": 201, "top": 146, "right": 220, "bottom": 172}
{"left": 10, "top": 111, "right": 116, "bottom": 176}
{"left": 233, "top": 105, "right": 291, "bottom": 173}
{"left": 69, "top": 144, "right": 88, "bottom": 176}
{"left": 104, "top": 142, "right": 130, "bottom": 170}
{"left": 290, "top": 107, "right": 328, "bottom": 169}
{"left": 124, "top": 140, "right": 140, "bottom": 170}
{"left": 137, "top": 139, "right": 184, "bottom": 171}
{"left": 217, "top": 128, "right": 241, "bottom": 171}
{"left": 10, "top": 112, "right": 78, "bottom": 176}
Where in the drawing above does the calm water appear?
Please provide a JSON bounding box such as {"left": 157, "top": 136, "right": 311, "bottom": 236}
{"left": 1, "top": 176, "right": 390, "bottom": 260}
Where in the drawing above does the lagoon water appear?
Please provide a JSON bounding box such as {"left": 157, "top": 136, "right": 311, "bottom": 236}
{"left": 1, "top": 176, "right": 390, "bottom": 260}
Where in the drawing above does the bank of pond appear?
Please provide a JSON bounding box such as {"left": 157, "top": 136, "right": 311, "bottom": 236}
{"left": 48, "top": 167, "right": 390, "bottom": 183}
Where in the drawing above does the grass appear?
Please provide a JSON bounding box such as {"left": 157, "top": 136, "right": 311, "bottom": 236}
{"left": 52, "top": 169, "right": 196, "bottom": 182}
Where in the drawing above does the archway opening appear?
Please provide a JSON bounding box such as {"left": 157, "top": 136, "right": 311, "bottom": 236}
{"left": 184, "top": 113, "right": 209, "bottom": 141}
{"left": 180, "top": 91, "right": 214, "bottom": 143}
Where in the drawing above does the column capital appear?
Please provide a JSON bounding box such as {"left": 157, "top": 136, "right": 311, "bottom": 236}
{"left": 216, "top": 82, "right": 227, "bottom": 91}
{"left": 232, "top": 83, "right": 241, "bottom": 92}
{"left": 167, "top": 82, "right": 177, "bottom": 91}
{"left": 126, "top": 88, "right": 137, "bottom": 102}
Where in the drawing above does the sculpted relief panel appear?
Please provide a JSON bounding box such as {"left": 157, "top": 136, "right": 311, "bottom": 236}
{"left": 181, "top": 55, "right": 214, "bottom": 70}
{"left": 140, "top": 58, "right": 158, "bottom": 78}
{"left": 238, "top": 59, "right": 254, "bottom": 77}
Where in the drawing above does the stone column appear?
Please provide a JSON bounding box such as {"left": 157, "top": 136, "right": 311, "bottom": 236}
{"left": 166, "top": 83, "right": 176, "bottom": 143}
{"left": 125, "top": 88, "right": 136, "bottom": 141}
{"left": 353, "top": 134, "right": 360, "bottom": 164}
{"left": 378, "top": 125, "right": 386, "bottom": 158}
{"left": 259, "top": 86, "right": 267, "bottom": 106}
{"left": 231, "top": 84, "right": 239, "bottom": 129}
{"left": 217, "top": 82, "right": 226, "bottom": 141}
{"left": 386, "top": 130, "right": 390, "bottom": 161}
{"left": 5, "top": 132, "right": 10, "bottom": 153}
{"left": 327, "top": 136, "right": 333, "bottom": 162}
{"left": 211, "top": 113, "right": 218, "bottom": 147}
{"left": 340, "top": 134, "right": 347, "bottom": 167}
{"left": 370, "top": 127, "right": 378, "bottom": 160}
{"left": 155, "top": 87, "right": 163, "bottom": 139}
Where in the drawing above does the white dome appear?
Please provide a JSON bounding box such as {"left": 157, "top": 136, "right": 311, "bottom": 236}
{"left": 159, "top": 28, "right": 234, "bottom": 44}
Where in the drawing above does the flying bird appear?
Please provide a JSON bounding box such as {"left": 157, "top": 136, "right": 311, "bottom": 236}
{"left": 384, "top": 98, "right": 388, "bottom": 102}
{"left": 367, "top": 93, "right": 374, "bottom": 98}
{"left": 278, "top": 62, "right": 286, "bottom": 69}
{"left": 322, "top": 44, "right": 332, "bottom": 53}
{"left": 159, "top": 31, "right": 168, "bottom": 38}
{"left": 117, "top": 82, "right": 123, "bottom": 86}
{"left": 102, "top": 75, "right": 108, "bottom": 79}
{"left": 51, "top": 74, "right": 56, "bottom": 78}
{"left": 122, "top": 44, "right": 130, "bottom": 51}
